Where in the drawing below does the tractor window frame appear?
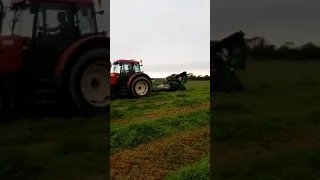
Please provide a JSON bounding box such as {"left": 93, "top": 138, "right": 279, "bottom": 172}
{"left": 35, "top": 3, "right": 75, "bottom": 36}
{"left": 133, "top": 63, "right": 141, "bottom": 73}
{"left": 10, "top": 4, "right": 34, "bottom": 37}
{"left": 74, "top": 5, "right": 98, "bottom": 36}
{"left": 112, "top": 62, "right": 121, "bottom": 73}
{"left": 120, "top": 63, "right": 134, "bottom": 74}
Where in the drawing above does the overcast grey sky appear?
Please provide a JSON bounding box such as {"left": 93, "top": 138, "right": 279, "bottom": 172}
{"left": 1, "top": 0, "right": 210, "bottom": 78}
{"left": 3, "top": 0, "right": 319, "bottom": 77}
{"left": 110, "top": 0, "right": 210, "bottom": 78}
{"left": 211, "top": 0, "right": 320, "bottom": 46}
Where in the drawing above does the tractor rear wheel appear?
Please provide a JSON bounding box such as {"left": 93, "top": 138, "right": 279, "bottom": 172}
{"left": 68, "top": 48, "right": 110, "bottom": 115}
{"left": 130, "top": 76, "right": 151, "bottom": 98}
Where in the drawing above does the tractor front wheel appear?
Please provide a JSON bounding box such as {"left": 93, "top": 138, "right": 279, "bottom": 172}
{"left": 130, "top": 76, "right": 151, "bottom": 98}
{"left": 68, "top": 48, "right": 110, "bottom": 115}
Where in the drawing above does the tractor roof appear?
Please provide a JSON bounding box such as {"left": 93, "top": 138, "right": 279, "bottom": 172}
{"left": 11, "top": 0, "right": 94, "bottom": 5}
{"left": 114, "top": 59, "right": 140, "bottom": 64}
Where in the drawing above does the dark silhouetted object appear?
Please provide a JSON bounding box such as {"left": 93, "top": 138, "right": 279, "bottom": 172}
{"left": 0, "top": 0, "right": 110, "bottom": 119}
{"left": 211, "top": 31, "right": 248, "bottom": 92}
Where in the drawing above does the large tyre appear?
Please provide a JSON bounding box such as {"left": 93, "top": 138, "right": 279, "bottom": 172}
{"left": 130, "top": 76, "right": 151, "bottom": 98}
{"left": 68, "top": 48, "right": 110, "bottom": 115}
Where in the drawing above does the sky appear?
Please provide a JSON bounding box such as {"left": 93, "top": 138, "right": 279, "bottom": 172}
{"left": 2, "top": 0, "right": 320, "bottom": 77}
{"left": 211, "top": 0, "right": 320, "bottom": 46}
{"left": 110, "top": 0, "right": 210, "bottom": 78}
{"left": 1, "top": 0, "right": 210, "bottom": 78}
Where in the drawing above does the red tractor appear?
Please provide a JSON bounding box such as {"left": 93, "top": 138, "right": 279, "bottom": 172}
{"left": 110, "top": 59, "right": 152, "bottom": 99}
{"left": 0, "top": 0, "right": 110, "bottom": 116}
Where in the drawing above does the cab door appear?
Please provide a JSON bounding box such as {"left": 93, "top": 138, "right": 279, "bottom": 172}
{"left": 33, "top": 3, "right": 76, "bottom": 75}
{"left": 119, "top": 63, "right": 134, "bottom": 86}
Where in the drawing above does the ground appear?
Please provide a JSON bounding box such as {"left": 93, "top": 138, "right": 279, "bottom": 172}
{"left": 0, "top": 79, "right": 210, "bottom": 180}
{"left": 110, "top": 80, "right": 210, "bottom": 180}
{"left": 1, "top": 61, "right": 319, "bottom": 180}
{"left": 171, "top": 60, "right": 320, "bottom": 180}
{"left": 210, "top": 61, "right": 320, "bottom": 180}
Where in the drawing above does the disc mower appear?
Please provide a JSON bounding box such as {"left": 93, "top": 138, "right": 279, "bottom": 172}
{"left": 0, "top": 0, "right": 110, "bottom": 116}
{"left": 211, "top": 31, "right": 249, "bottom": 92}
{"left": 154, "top": 71, "right": 188, "bottom": 92}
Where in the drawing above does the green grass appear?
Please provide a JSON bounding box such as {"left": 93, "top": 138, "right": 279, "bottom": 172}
{"left": 165, "top": 156, "right": 210, "bottom": 180}
{"left": 110, "top": 108, "right": 210, "bottom": 154}
{"left": 0, "top": 80, "right": 210, "bottom": 180}
{"left": 209, "top": 60, "right": 320, "bottom": 179}
{"left": 212, "top": 61, "right": 320, "bottom": 142}
{"left": 212, "top": 147, "right": 320, "bottom": 180}
{"left": 110, "top": 80, "right": 210, "bottom": 119}
{"left": 0, "top": 118, "right": 108, "bottom": 180}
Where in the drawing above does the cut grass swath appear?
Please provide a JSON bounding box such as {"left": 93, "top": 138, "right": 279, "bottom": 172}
{"left": 110, "top": 108, "right": 210, "bottom": 154}
{"left": 165, "top": 156, "right": 210, "bottom": 180}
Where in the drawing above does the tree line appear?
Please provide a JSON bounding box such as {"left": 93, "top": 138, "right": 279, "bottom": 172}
{"left": 164, "top": 73, "right": 210, "bottom": 81}
{"left": 187, "top": 73, "right": 210, "bottom": 80}
{"left": 246, "top": 37, "right": 320, "bottom": 60}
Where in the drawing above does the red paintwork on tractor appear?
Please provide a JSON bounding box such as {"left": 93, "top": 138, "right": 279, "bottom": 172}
{"left": 110, "top": 73, "right": 118, "bottom": 85}
{"left": 0, "top": 36, "right": 24, "bottom": 75}
{"left": 54, "top": 35, "right": 105, "bottom": 78}
{"left": 126, "top": 72, "right": 144, "bottom": 89}
{"left": 110, "top": 59, "right": 140, "bottom": 86}
{"left": 114, "top": 59, "right": 140, "bottom": 64}
{"left": 11, "top": 0, "right": 94, "bottom": 5}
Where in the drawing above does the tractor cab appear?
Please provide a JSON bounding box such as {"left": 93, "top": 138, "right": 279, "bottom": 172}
{"left": 0, "top": 0, "right": 102, "bottom": 75}
{"left": 0, "top": 0, "right": 111, "bottom": 115}
{"left": 110, "top": 59, "right": 142, "bottom": 85}
{"left": 110, "top": 59, "right": 152, "bottom": 99}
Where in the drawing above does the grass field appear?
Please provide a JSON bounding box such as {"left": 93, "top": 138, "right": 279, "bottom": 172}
{"left": 110, "top": 80, "right": 210, "bottom": 180}
{"left": 210, "top": 60, "right": 320, "bottom": 180}
{"left": 0, "top": 79, "right": 210, "bottom": 180}
{"left": 1, "top": 60, "right": 319, "bottom": 180}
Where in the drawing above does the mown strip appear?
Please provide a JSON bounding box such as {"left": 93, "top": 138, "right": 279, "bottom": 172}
{"left": 212, "top": 147, "right": 320, "bottom": 180}
{"left": 110, "top": 126, "right": 210, "bottom": 180}
{"left": 111, "top": 97, "right": 209, "bottom": 120}
{"left": 212, "top": 126, "right": 320, "bottom": 169}
{"left": 165, "top": 156, "right": 210, "bottom": 180}
{"left": 110, "top": 108, "right": 210, "bottom": 154}
{"left": 111, "top": 103, "right": 210, "bottom": 125}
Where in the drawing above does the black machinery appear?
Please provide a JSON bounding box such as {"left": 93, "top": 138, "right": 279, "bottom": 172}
{"left": 211, "top": 31, "right": 249, "bottom": 92}
{"left": 155, "top": 71, "right": 188, "bottom": 92}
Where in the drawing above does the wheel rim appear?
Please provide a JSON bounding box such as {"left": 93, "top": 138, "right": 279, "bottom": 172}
{"left": 80, "top": 62, "right": 110, "bottom": 107}
{"left": 134, "top": 81, "right": 148, "bottom": 96}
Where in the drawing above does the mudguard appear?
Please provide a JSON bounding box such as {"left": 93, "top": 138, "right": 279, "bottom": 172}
{"left": 127, "top": 73, "right": 151, "bottom": 90}
{"left": 54, "top": 35, "right": 109, "bottom": 79}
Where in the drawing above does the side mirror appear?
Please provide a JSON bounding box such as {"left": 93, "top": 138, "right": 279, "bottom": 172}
{"left": 96, "top": 10, "right": 104, "bottom": 15}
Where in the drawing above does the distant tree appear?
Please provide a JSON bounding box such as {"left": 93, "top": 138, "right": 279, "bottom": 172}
{"left": 203, "top": 75, "right": 210, "bottom": 80}
{"left": 246, "top": 36, "right": 320, "bottom": 61}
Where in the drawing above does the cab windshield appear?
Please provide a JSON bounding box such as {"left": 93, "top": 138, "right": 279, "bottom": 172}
{"left": 11, "top": 5, "right": 34, "bottom": 37}
{"left": 132, "top": 63, "right": 141, "bottom": 73}
{"left": 112, "top": 63, "right": 121, "bottom": 73}
{"left": 111, "top": 62, "right": 142, "bottom": 74}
